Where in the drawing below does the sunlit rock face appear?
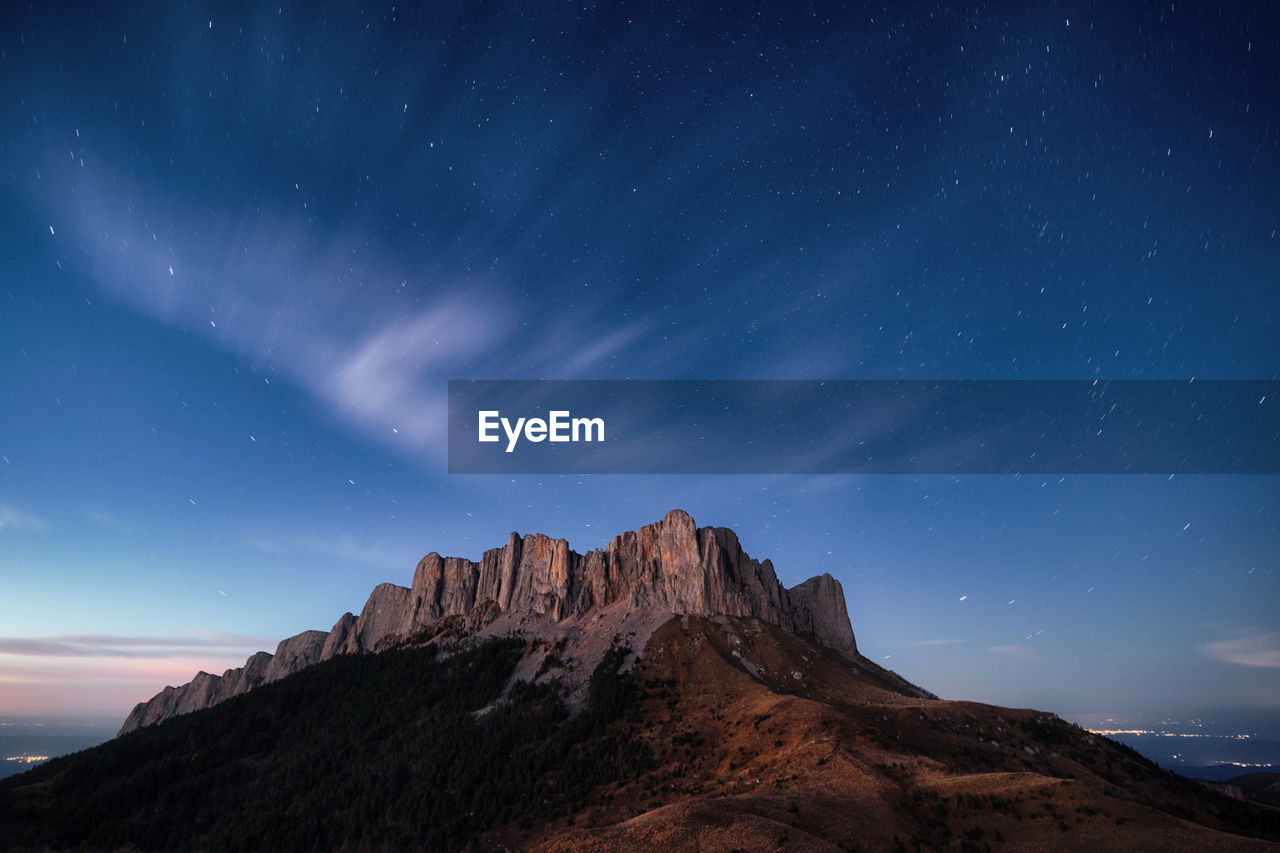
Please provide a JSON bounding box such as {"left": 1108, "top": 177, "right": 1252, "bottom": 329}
{"left": 119, "top": 509, "right": 857, "bottom": 734}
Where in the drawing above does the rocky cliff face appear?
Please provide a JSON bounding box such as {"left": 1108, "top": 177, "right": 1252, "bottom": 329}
{"left": 119, "top": 509, "right": 859, "bottom": 735}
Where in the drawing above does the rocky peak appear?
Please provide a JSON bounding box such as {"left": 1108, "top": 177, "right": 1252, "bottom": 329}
{"left": 119, "top": 510, "right": 859, "bottom": 734}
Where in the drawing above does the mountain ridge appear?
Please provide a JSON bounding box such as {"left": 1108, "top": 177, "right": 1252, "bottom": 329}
{"left": 120, "top": 509, "right": 866, "bottom": 735}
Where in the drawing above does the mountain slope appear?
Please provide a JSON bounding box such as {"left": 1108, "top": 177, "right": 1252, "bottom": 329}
{"left": 2, "top": 637, "right": 653, "bottom": 850}
{"left": 4, "top": 614, "right": 1276, "bottom": 851}
{"left": 532, "top": 614, "right": 1280, "bottom": 850}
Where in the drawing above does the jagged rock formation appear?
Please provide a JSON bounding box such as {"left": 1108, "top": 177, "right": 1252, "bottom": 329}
{"left": 119, "top": 509, "right": 858, "bottom": 735}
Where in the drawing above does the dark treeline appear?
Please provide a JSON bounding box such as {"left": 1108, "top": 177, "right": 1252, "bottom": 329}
{"left": 0, "top": 638, "right": 651, "bottom": 850}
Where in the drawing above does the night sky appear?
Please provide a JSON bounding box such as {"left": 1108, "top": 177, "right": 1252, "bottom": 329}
{"left": 2, "top": 3, "right": 1277, "bottom": 730}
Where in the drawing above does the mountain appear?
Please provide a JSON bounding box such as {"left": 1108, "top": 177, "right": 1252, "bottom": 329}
{"left": 120, "top": 509, "right": 883, "bottom": 734}
{"left": 4, "top": 511, "right": 1277, "bottom": 851}
{"left": 1202, "top": 774, "right": 1280, "bottom": 809}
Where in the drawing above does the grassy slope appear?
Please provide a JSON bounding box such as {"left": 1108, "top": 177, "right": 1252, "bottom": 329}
{"left": 530, "top": 615, "right": 1280, "bottom": 851}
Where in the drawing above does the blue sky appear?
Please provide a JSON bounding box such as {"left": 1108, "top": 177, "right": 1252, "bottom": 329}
{"left": 1, "top": 2, "right": 1277, "bottom": 727}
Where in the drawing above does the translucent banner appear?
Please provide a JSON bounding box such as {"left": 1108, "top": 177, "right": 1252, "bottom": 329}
{"left": 447, "top": 380, "right": 1279, "bottom": 474}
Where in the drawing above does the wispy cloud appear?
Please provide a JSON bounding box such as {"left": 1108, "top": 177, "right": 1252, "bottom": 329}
{"left": 986, "top": 644, "right": 1036, "bottom": 660}
{"left": 321, "top": 302, "right": 506, "bottom": 457}
{"left": 0, "top": 505, "right": 46, "bottom": 532}
{"left": 1202, "top": 630, "right": 1280, "bottom": 669}
{"left": 43, "top": 165, "right": 511, "bottom": 468}
{"left": 539, "top": 317, "right": 653, "bottom": 378}
{"left": 915, "top": 638, "right": 969, "bottom": 647}
{"left": 0, "top": 632, "right": 272, "bottom": 659}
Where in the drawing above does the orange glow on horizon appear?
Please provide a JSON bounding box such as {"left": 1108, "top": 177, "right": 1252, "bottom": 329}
{"left": 0, "top": 652, "right": 262, "bottom": 720}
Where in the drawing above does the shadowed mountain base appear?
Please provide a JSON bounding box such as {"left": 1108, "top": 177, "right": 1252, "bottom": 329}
{"left": 4, "top": 614, "right": 1277, "bottom": 851}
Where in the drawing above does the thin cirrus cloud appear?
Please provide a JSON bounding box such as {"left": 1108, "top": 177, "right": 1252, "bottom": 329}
{"left": 52, "top": 170, "right": 510, "bottom": 465}
{"left": 321, "top": 303, "right": 507, "bottom": 456}
{"left": 0, "top": 632, "right": 274, "bottom": 659}
{"left": 0, "top": 505, "right": 46, "bottom": 532}
{"left": 1202, "top": 630, "right": 1280, "bottom": 669}
{"left": 55, "top": 173, "right": 672, "bottom": 466}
